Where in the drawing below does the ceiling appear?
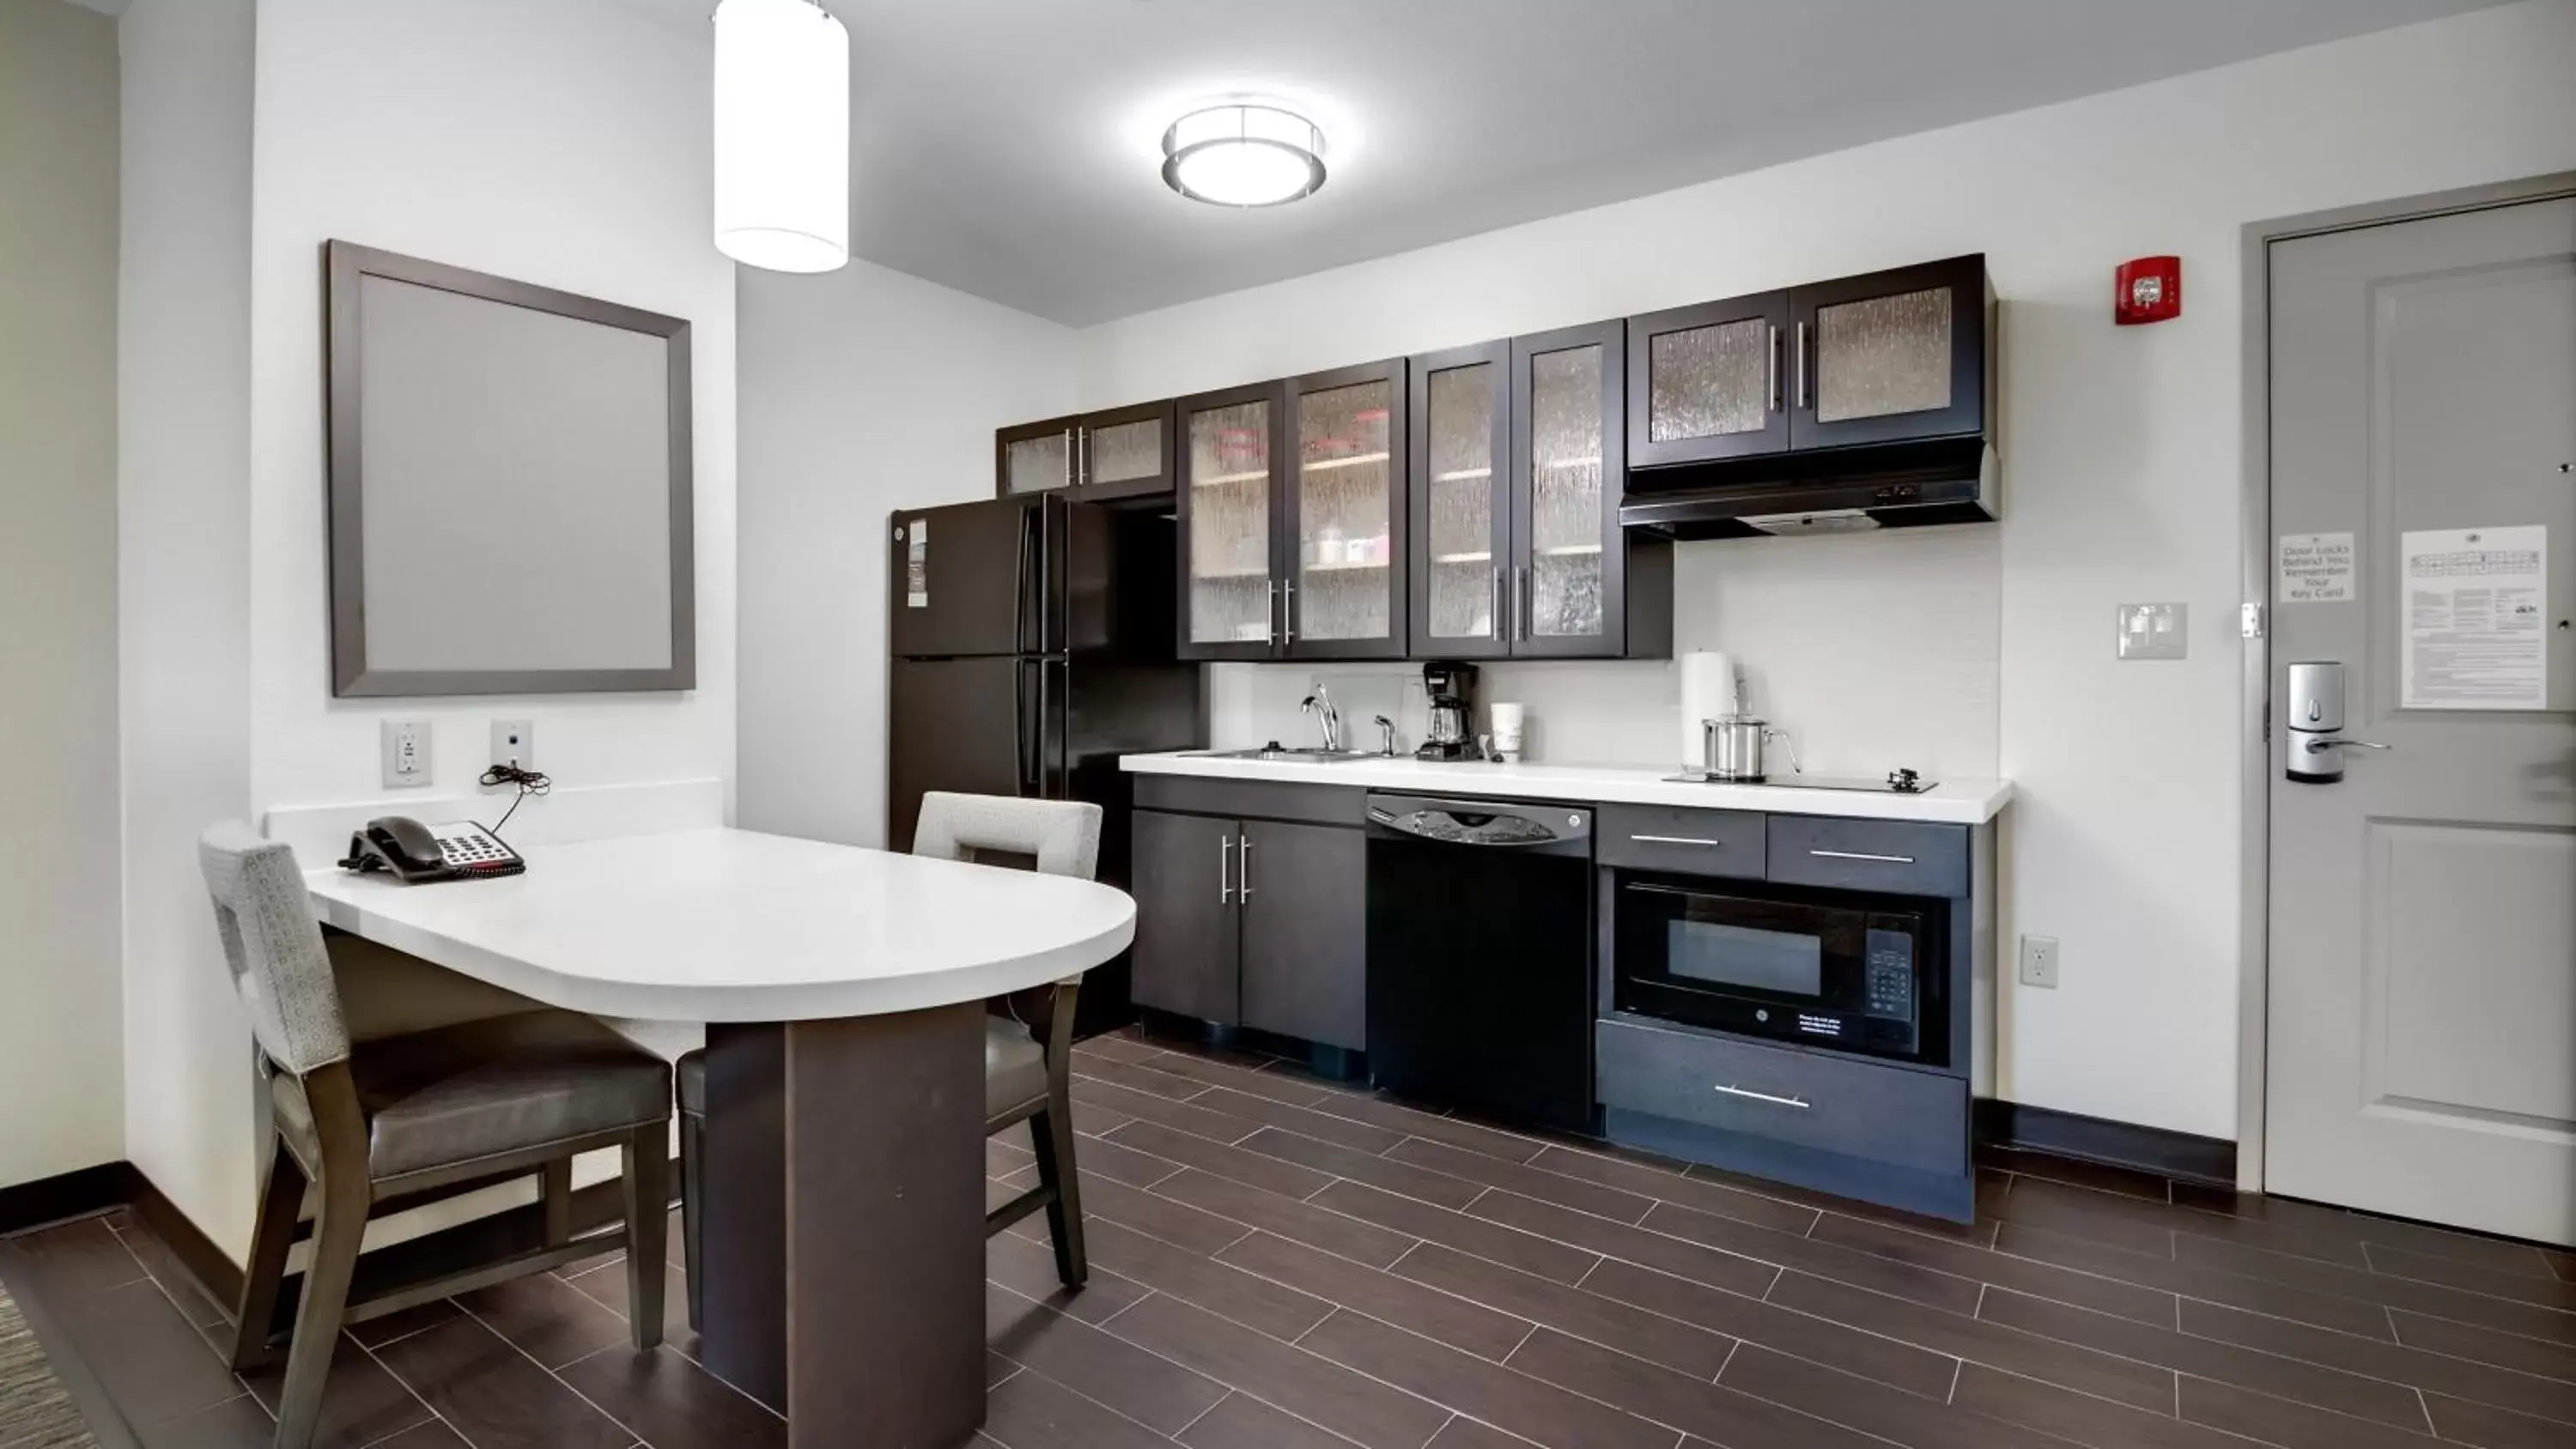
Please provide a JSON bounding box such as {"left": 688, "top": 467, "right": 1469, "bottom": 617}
{"left": 629, "top": 0, "right": 2505, "bottom": 326}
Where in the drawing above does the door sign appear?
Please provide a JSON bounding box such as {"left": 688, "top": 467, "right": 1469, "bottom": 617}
{"left": 2276, "top": 532, "right": 2355, "bottom": 603}
{"left": 2401, "top": 524, "right": 2545, "bottom": 709}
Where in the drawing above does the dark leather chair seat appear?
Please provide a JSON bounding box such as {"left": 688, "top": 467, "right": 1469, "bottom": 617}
{"left": 281, "top": 1009, "right": 671, "bottom": 1179}
{"left": 677, "top": 1017, "right": 1046, "bottom": 1129}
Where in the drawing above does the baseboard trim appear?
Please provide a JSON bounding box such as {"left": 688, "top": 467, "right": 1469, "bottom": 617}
{"left": 128, "top": 1172, "right": 246, "bottom": 1311}
{"left": 1976, "top": 1100, "right": 2236, "bottom": 1187}
{"left": 0, "top": 1162, "right": 138, "bottom": 1238}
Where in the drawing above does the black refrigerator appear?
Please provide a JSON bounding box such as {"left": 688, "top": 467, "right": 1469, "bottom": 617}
{"left": 889, "top": 494, "right": 1202, "bottom": 1032}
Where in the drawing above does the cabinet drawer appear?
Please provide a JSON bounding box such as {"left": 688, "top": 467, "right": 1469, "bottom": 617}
{"left": 1765, "top": 816, "right": 1967, "bottom": 897}
{"left": 1133, "top": 775, "right": 1365, "bottom": 827}
{"left": 1595, "top": 1016, "right": 1965, "bottom": 1176}
{"left": 1596, "top": 804, "right": 1765, "bottom": 877}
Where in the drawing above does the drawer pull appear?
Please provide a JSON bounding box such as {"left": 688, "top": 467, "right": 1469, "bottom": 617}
{"left": 1808, "top": 848, "right": 1916, "bottom": 865}
{"left": 1630, "top": 834, "right": 1724, "bottom": 848}
{"left": 1713, "top": 1083, "right": 1810, "bottom": 1109}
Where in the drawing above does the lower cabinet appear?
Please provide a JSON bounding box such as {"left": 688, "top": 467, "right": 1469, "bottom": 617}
{"left": 1129, "top": 809, "right": 1366, "bottom": 1051}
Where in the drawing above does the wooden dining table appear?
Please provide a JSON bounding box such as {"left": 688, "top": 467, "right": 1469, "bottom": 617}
{"left": 304, "top": 826, "right": 1137, "bottom": 1449}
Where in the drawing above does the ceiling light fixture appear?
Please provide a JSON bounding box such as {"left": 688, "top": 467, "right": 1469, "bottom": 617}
{"left": 1161, "top": 103, "right": 1327, "bottom": 208}
{"left": 712, "top": 0, "right": 849, "bottom": 273}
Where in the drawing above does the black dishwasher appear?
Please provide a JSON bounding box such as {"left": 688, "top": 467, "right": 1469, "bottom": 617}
{"left": 1364, "top": 794, "right": 1595, "bottom": 1133}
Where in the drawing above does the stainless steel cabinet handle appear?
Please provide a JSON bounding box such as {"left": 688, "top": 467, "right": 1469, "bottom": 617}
{"left": 1267, "top": 580, "right": 1281, "bottom": 645}
{"left": 1631, "top": 834, "right": 1723, "bottom": 848}
{"left": 1808, "top": 848, "right": 1915, "bottom": 865}
{"left": 1766, "top": 323, "right": 1782, "bottom": 413}
{"left": 1491, "top": 567, "right": 1504, "bottom": 641}
{"left": 1282, "top": 580, "right": 1296, "bottom": 644}
{"left": 1236, "top": 834, "right": 1254, "bottom": 898}
{"left": 1062, "top": 426, "right": 1075, "bottom": 489}
{"left": 1793, "top": 323, "right": 1810, "bottom": 410}
{"left": 1714, "top": 1083, "right": 1809, "bottom": 1109}
{"left": 1517, "top": 567, "right": 1533, "bottom": 640}
{"left": 1075, "top": 425, "right": 1088, "bottom": 488}
{"left": 1218, "top": 834, "right": 1233, "bottom": 904}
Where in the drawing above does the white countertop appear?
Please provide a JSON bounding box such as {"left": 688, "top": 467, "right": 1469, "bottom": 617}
{"left": 1121, "top": 752, "right": 2012, "bottom": 825}
{"left": 305, "top": 827, "right": 1137, "bottom": 1022}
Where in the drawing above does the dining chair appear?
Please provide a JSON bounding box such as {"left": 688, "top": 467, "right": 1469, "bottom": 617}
{"left": 674, "top": 792, "right": 1103, "bottom": 1327}
{"left": 199, "top": 823, "right": 674, "bottom": 1449}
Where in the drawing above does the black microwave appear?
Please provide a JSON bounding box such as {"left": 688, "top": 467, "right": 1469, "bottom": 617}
{"left": 1612, "top": 875, "right": 1944, "bottom": 1066}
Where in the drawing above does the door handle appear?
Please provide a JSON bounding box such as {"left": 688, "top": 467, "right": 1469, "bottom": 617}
{"left": 1766, "top": 323, "right": 1782, "bottom": 413}
{"left": 1714, "top": 1083, "right": 1809, "bottom": 1109}
{"left": 1808, "top": 848, "right": 1915, "bottom": 865}
{"left": 2304, "top": 737, "right": 2391, "bottom": 753}
{"left": 1218, "top": 834, "right": 1232, "bottom": 904}
{"left": 1630, "top": 834, "right": 1724, "bottom": 848}
{"left": 1236, "top": 834, "right": 1254, "bottom": 899}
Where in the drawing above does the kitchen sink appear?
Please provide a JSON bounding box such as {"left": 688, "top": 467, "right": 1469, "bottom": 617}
{"left": 1190, "top": 746, "right": 1386, "bottom": 764}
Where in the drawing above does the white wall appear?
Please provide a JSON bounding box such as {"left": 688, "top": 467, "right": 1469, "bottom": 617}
{"left": 0, "top": 0, "right": 124, "bottom": 1190}
{"left": 118, "top": 0, "right": 261, "bottom": 1247}
{"left": 736, "top": 262, "right": 1075, "bottom": 847}
{"left": 246, "top": 0, "right": 737, "bottom": 824}
{"left": 1078, "top": 0, "right": 2576, "bottom": 1139}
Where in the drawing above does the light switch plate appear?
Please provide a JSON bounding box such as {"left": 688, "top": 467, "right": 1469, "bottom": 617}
{"left": 2117, "top": 603, "right": 2188, "bottom": 660}
{"left": 381, "top": 718, "right": 431, "bottom": 789}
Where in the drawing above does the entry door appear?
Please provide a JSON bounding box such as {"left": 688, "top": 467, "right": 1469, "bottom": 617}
{"left": 2266, "top": 195, "right": 2576, "bottom": 1245}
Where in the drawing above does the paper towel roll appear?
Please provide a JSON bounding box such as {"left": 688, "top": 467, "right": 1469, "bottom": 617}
{"left": 1678, "top": 652, "right": 1741, "bottom": 767}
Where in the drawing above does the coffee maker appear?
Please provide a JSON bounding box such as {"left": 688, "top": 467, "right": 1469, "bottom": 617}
{"left": 1415, "top": 662, "right": 1481, "bottom": 761}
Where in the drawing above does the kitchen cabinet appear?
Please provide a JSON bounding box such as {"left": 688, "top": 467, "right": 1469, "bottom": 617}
{"left": 1789, "top": 254, "right": 1990, "bottom": 452}
{"left": 996, "top": 401, "right": 1177, "bottom": 505}
{"left": 1177, "top": 363, "right": 1411, "bottom": 663}
{"left": 1626, "top": 290, "right": 1791, "bottom": 469}
{"left": 1127, "top": 795, "right": 1367, "bottom": 1052}
{"left": 1405, "top": 325, "right": 1669, "bottom": 661}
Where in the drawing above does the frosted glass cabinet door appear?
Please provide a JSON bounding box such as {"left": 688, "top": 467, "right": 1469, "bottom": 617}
{"left": 997, "top": 419, "right": 1074, "bottom": 496}
{"left": 1286, "top": 360, "right": 1407, "bottom": 658}
{"left": 1626, "top": 293, "right": 1789, "bottom": 468}
{"left": 1789, "top": 254, "right": 1989, "bottom": 451}
{"left": 1510, "top": 320, "right": 1627, "bottom": 657}
{"left": 1078, "top": 400, "right": 1173, "bottom": 503}
{"left": 1176, "top": 383, "right": 1285, "bottom": 660}
{"left": 1407, "top": 341, "right": 1509, "bottom": 651}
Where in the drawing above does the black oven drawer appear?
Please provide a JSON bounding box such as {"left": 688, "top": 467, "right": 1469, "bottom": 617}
{"left": 1766, "top": 817, "right": 1968, "bottom": 897}
{"left": 1595, "top": 1015, "right": 1966, "bottom": 1176}
{"left": 1596, "top": 805, "right": 1765, "bottom": 877}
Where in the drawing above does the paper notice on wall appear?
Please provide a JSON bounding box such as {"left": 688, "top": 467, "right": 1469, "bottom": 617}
{"left": 2276, "top": 532, "right": 2355, "bottom": 603}
{"left": 2401, "top": 524, "right": 2546, "bottom": 709}
{"left": 906, "top": 518, "right": 929, "bottom": 609}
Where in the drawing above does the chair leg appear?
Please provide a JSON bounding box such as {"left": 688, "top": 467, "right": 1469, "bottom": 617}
{"left": 678, "top": 1107, "right": 704, "bottom": 1331}
{"left": 272, "top": 1161, "right": 368, "bottom": 1449}
{"left": 540, "top": 1158, "right": 574, "bottom": 1246}
{"left": 621, "top": 1124, "right": 670, "bottom": 1352}
{"left": 229, "top": 1134, "right": 304, "bottom": 1371}
{"left": 1027, "top": 1106, "right": 1087, "bottom": 1289}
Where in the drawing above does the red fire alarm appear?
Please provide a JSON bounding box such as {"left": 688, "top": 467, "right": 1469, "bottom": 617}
{"left": 2115, "top": 256, "right": 2182, "bottom": 324}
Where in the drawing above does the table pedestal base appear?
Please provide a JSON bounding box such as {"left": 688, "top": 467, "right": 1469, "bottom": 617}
{"left": 699, "top": 1004, "right": 987, "bottom": 1448}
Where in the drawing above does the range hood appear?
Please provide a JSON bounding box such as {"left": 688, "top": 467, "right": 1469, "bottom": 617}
{"left": 1619, "top": 436, "right": 1999, "bottom": 540}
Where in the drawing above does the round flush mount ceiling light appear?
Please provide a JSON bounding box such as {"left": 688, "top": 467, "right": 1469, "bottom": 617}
{"left": 713, "top": 0, "right": 849, "bottom": 273}
{"left": 1161, "top": 103, "right": 1327, "bottom": 208}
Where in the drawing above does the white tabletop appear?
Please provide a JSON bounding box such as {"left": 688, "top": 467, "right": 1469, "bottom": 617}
{"left": 1121, "top": 752, "right": 2013, "bottom": 825}
{"left": 304, "top": 828, "right": 1137, "bottom": 1023}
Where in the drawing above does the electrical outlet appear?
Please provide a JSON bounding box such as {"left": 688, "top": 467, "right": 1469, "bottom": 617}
{"left": 2019, "top": 934, "right": 2062, "bottom": 990}
{"left": 489, "top": 718, "right": 536, "bottom": 773}
{"left": 381, "top": 718, "right": 431, "bottom": 789}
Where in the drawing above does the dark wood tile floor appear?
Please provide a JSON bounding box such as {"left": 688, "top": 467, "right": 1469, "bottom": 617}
{"left": 10, "top": 1024, "right": 2576, "bottom": 1449}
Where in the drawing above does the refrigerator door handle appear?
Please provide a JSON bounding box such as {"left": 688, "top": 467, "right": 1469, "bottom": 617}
{"left": 1012, "top": 502, "right": 1035, "bottom": 657}
{"left": 1038, "top": 497, "right": 1057, "bottom": 656}
{"left": 1039, "top": 657, "right": 1065, "bottom": 798}
{"left": 1016, "top": 657, "right": 1040, "bottom": 797}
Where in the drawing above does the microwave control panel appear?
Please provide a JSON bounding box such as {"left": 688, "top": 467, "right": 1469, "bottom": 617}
{"left": 1862, "top": 929, "right": 1917, "bottom": 1022}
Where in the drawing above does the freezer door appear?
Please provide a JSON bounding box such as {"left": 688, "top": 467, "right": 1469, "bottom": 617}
{"left": 890, "top": 498, "right": 1043, "bottom": 658}
{"left": 888, "top": 656, "right": 1035, "bottom": 852}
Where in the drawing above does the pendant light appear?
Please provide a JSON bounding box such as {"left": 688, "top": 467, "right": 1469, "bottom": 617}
{"left": 713, "top": 0, "right": 849, "bottom": 273}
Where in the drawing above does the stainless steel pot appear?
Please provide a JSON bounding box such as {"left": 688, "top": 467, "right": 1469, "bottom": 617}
{"left": 1698, "top": 714, "right": 1801, "bottom": 782}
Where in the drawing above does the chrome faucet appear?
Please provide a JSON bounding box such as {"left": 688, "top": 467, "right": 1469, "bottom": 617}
{"left": 1301, "top": 686, "right": 1343, "bottom": 753}
{"left": 1373, "top": 714, "right": 1398, "bottom": 757}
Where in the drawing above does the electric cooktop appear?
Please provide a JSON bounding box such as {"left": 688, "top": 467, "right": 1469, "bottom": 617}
{"left": 1657, "top": 768, "right": 1936, "bottom": 795}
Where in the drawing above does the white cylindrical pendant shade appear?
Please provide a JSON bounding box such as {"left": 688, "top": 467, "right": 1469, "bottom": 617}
{"left": 713, "top": 0, "right": 849, "bottom": 273}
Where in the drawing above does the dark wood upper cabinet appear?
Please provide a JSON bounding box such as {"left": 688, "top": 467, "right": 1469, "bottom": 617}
{"left": 1173, "top": 379, "right": 1288, "bottom": 662}
{"left": 1406, "top": 339, "right": 1510, "bottom": 657}
{"left": 1788, "top": 254, "right": 1990, "bottom": 452}
{"left": 1283, "top": 358, "right": 1407, "bottom": 660}
{"left": 1626, "top": 290, "right": 1792, "bottom": 469}
{"left": 997, "top": 403, "right": 1176, "bottom": 504}
{"left": 1510, "top": 320, "right": 1665, "bottom": 660}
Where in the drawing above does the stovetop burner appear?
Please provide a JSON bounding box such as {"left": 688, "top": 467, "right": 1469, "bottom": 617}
{"left": 1657, "top": 767, "right": 1937, "bottom": 795}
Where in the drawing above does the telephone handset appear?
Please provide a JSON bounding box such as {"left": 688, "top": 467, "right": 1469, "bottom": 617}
{"left": 341, "top": 816, "right": 525, "bottom": 882}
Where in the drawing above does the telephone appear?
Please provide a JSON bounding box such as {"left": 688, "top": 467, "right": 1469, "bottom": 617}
{"left": 341, "top": 816, "right": 525, "bottom": 882}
